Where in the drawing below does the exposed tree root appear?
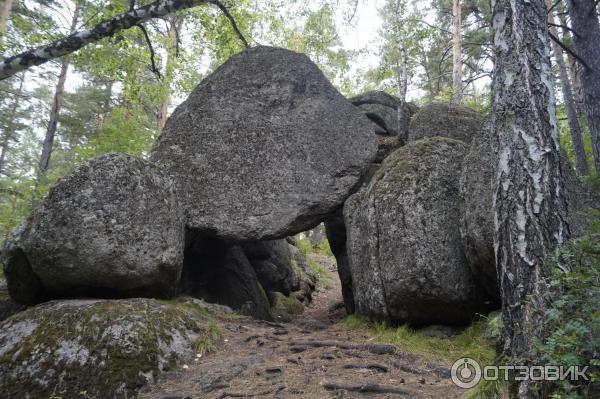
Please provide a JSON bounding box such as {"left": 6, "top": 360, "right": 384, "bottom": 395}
{"left": 289, "top": 340, "right": 396, "bottom": 355}
{"left": 322, "top": 382, "right": 409, "bottom": 395}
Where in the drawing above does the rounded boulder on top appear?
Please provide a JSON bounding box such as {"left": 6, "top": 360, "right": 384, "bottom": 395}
{"left": 151, "top": 45, "right": 377, "bottom": 241}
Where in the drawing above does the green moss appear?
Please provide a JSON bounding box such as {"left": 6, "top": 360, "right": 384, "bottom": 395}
{"left": 0, "top": 298, "right": 220, "bottom": 398}
{"left": 270, "top": 291, "right": 304, "bottom": 322}
{"left": 344, "top": 314, "right": 496, "bottom": 364}
{"left": 158, "top": 296, "right": 210, "bottom": 316}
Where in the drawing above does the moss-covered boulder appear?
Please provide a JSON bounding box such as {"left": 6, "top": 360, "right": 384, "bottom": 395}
{"left": 408, "top": 103, "right": 483, "bottom": 144}
{"left": 269, "top": 291, "right": 304, "bottom": 322}
{"left": 0, "top": 298, "right": 220, "bottom": 398}
{"left": 3, "top": 153, "right": 185, "bottom": 305}
{"left": 344, "top": 137, "right": 486, "bottom": 326}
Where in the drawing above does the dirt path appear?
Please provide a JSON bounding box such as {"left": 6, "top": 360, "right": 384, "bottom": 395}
{"left": 140, "top": 255, "right": 465, "bottom": 399}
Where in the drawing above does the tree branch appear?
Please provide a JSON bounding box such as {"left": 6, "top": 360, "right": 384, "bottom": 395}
{"left": 547, "top": 0, "right": 562, "bottom": 15}
{"left": 208, "top": 0, "right": 249, "bottom": 48}
{"left": 548, "top": 22, "right": 579, "bottom": 37}
{"left": 548, "top": 31, "right": 589, "bottom": 70}
{"left": 137, "top": 24, "right": 162, "bottom": 81}
{"left": 0, "top": 0, "right": 248, "bottom": 80}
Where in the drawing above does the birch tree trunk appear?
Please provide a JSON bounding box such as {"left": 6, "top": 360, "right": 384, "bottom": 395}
{"left": 0, "top": 0, "right": 13, "bottom": 35}
{"left": 38, "top": 1, "right": 80, "bottom": 174}
{"left": 567, "top": 0, "right": 600, "bottom": 173}
{"left": 491, "top": 0, "right": 569, "bottom": 396}
{"left": 548, "top": 11, "right": 589, "bottom": 175}
{"left": 451, "top": 0, "right": 463, "bottom": 104}
{"left": 157, "top": 16, "right": 181, "bottom": 131}
{"left": 396, "top": 53, "right": 408, "bottom": 140}
{"left": 0, "top": 73, "right": 24, "bottom": 175}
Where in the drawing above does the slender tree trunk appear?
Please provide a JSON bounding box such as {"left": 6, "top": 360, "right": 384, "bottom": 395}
{"left": 0, "top": 0, "right": 13, "bottom": 35}
{"left": 157, "top": 16, "right": 181, "bottom": 131}
{"left": 396, "top": 53, "right": 408, "bottom": 140}
{"left": 491, "top": 0, "right": 569, "bottom": 397}
{"left": 567, "top": 0, "right": 600, "bottom": 173}
{"left": 394, "top": 10, "right": 408, "bottom": 140}
{"left": 0, "top": 73, "right": 24, "bottom": 175}
{"left": 558, "top": 13, "right": 586, "bottom": 118}
{"left": 548, "top": 11, "right": 589, "bottom": 175}
{"left": 38, "top": 1, "right": 80, "bottom": 174}
{"left": 452, "top": 0, "right": 463, "bottom": 104}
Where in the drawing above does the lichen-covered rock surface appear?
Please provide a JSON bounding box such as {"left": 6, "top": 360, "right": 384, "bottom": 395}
{"left": 345, "top": 137, "right": 485, "bottom": 326}
{"left": 459, "top": 125, "right": 499, "bottom": 301}
{"left": 151, "top": 46, "right": 376, "bottom": 240}
{"left": 0, "top": 298, "right": 220, "bottom": 399}
{"left": 2, "top": 153, "right": 184, "bottom": 305}
{"left": 409, "top": 103, "right": 483, "bottom": 143}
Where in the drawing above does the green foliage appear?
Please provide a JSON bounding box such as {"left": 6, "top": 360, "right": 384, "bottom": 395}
{"left": 533, "top": 210, "right": 600, "bottom": 398}
{"left": 344, "top": 314, "right": 496, "bottom": 364}
{"left": 314, "top": 239, "right": 333, "bottom": 257}
{"left": 307, "top": 258, "right": 334, "bottom": 290}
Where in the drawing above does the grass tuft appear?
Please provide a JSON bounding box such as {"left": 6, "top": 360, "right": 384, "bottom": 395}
{"left": 192, "top": 322, "right": 224, "bottom": 355}
{"left": 344, "top": 314, "right": 496, "bottom": 364}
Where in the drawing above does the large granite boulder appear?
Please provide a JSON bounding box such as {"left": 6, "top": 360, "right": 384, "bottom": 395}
{"left": 241, "top": 239, "right": 295, "bottom": 295}
{"left": 345, "top": 138, "right": 485, "bottom": 326}
{"left": 349, "top": 90, "right": 415, "bottom": 139}
{"left": 409, "top": 103, "right": 483, "bottom": 143}
{"left": 180, "top": 233, "right": 272, "bottom": 320}
{"left": 2, "top": 154, "right": 184, "bottom": 305}
{"left": 459, "top": 125, "right": 499, "bottom": 302}
{"left": 151, "top": 46, "right": 377, "bottom": 240}
{"left": 0, "top": 298, "right": 221, "bottom": 398}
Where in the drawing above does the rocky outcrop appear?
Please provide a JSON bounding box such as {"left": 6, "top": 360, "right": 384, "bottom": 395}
{"left": 345, "top": 138, "right": 485, "bottom": 326}
{"left": 409, "top": 103, "right": 483, "bottom": 143}
{"left": 151, "top": 46, "right": 377, "bottom": 241}
{"left": 180, "top": 233, "right": 272, "bottom": 320}
{"left": 2, "top": 153, "right": 184, "bottom": 305}
{"left": 0, "top": 298, "right": 220, "bottom": 398}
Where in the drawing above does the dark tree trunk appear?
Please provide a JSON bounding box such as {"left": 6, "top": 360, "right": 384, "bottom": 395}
{"left": 38, "top": 1, "right": 80, "bottom": 174}
{"left": 548, "top": 12, "right": 589, "bottom": 175}
{"left": 568, "top": 0, "right": 600, "bottom": 173}
{"left": 0, "top": 73, "right": 24, "bottom": 175}
{"left": 491, "top": 0, "right": 569, "bottom": 397}
{"left": 559, "top": 13, "right": 586, "bottom": 118}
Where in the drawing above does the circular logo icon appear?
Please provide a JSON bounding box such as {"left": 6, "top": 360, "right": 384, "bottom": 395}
{"left": 451, "top": 358, "right": 482, "bottom": 388}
